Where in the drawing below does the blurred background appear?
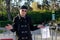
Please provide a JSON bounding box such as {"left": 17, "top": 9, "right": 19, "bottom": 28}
{"left": 0, "top": 0, "right": 60, "bottom": 40}
{"left": 0, "top": 0, "right": 60, "bottom": 29}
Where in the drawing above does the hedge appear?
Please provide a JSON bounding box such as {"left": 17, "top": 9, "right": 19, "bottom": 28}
{"left": 0, "top": 21, "right": 13, "bottom": 27}
{"left": 27, "top": 11, "right": 52, "bottom": 24}
{"left": 0, "top": 11, "right": 60, "bottom": 27}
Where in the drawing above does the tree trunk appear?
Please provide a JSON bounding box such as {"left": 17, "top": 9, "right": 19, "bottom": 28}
{"left": 5, "top": 0, "right": 11, "bottom": 21}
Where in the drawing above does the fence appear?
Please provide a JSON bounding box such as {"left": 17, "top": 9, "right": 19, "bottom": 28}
{"left": 0, "top": 26, "right": 60, "bottom": 40}
{"left": 0, "top": 28, "right": 16, "bottom": 40}
{"left": 32, "top": 26, "right": 60, "bottom": 40}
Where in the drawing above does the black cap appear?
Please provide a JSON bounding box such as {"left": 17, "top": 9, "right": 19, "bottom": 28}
{"left": 20, "top": 5, "right": 28, "bottom": 9}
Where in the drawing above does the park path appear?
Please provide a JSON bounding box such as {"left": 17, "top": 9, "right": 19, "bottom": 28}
{"left": 0, "top": 27, "right": 60, "bottom": 40}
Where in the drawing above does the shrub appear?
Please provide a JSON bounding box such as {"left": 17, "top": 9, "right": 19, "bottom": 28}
{"left": 27, "top": 11, "right": 52, "bottom": 24}
{"left": 0, "top": 21, "right": 13, "bottom": 27}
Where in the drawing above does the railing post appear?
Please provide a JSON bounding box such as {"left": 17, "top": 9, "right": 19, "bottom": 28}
{"left": 55, "top": 27, "right": 58, "bottom": 40}
{"left": 50, "top": 27, "right": 54, "bottom": 40}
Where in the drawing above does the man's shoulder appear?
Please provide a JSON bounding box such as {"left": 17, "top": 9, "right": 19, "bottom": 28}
{"left": 14, "top": 15, "right": 31, "bottom": 20}
{"left": 13, "top": 15, "right": 19, "bottom": 22}
{"left": 13, "top": 15, "right": 19, "bottom": 20}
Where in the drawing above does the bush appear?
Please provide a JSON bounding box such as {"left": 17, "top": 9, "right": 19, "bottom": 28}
{"left": 27, "top": 11, "right": 52, "bottom": 24}
{"left": 0, "top": 21, "right": 13, "bottom": 27}
{"left": 0, "top": 30, "right": 5, "bottom": 33}
{"left": 0, "top": 11, "right": 60, "bottom": 27}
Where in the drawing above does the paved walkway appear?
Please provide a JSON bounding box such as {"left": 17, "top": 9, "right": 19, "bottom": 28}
{"left": 31, "top": 29, "right": 60, "bottom": 40}
{"left": 0, "top": 27, "right": 60, "bottom": 40}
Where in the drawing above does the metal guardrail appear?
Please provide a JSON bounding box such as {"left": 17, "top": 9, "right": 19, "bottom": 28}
{"left": 32, "top": 26, "right": 60, "bottom": 40}
{"left": 0, "top": 27, "right": 16, "bottom": 40}
{"left": 0, "top": 26, "right": 60, "bottom": 40}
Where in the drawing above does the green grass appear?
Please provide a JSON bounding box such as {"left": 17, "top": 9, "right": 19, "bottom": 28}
{"left": 0, "top": 30, "right": 5, "bottom": 33}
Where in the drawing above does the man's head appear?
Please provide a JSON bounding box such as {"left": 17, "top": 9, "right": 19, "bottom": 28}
{"left": 19, "top": 5, "right": 28, "bottom": 17}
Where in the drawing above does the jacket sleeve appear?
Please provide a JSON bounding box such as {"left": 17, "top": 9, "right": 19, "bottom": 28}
{"left": 11, "top": 17, "right": 18, "bottom": 32}
{"left": 29, "top": 17, "right": 39, "bottom": 31}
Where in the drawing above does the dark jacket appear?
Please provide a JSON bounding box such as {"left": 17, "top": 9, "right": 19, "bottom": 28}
{"left": 11, "top": 15, "right": 38, "bottom": 40}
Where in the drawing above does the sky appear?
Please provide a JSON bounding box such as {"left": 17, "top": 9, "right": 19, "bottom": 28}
{"left": 34, "top": 0, "right": 43, "bottom": 5}
{"left": 20, "top": 0, "right": 44, "bottom": 6}
{"left": 11, "top": 0, "right": 60, "bottom": 6}
{"left": 11, "top": 0, "right": 44, "bottom": 5}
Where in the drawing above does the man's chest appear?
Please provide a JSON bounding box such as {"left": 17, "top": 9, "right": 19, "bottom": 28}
{"left": 19, "top": 18, "right": 30, "bottom": 25}
{"left": 17, "top": 18, "right": 30, "bottom": 30}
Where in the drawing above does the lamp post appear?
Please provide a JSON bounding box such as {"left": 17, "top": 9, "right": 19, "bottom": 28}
{"left": 52, "top": 9, "right": 56, "bottom": 22}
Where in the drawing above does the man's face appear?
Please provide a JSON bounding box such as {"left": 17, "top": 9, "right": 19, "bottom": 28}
{"left": 19, "top": 9, "right": 27, "bottom": 17}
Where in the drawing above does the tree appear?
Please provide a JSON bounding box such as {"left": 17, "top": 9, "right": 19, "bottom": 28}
{"left": 5, "top": 0, "right": 11, "bottom": 21}
{"left": 0, "top": 0, "right": 4, "bottom": 4}
{"left": 50, "top": 0, "right": 58, "bottom": 10}
{"left": 0, "top": 0, "right": 7, "bottom": 20}
{"left": 43, "top": 0, "right": 49, "bottom": 5}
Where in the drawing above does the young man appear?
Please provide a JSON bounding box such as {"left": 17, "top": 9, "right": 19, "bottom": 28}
{"left": 5, "top": 5, "right": 41, "bottom": 40}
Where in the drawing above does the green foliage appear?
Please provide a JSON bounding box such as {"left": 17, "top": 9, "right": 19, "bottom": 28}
{"left": 55, "top": 10, "right": 60, "bottom": 23}
{"left": 0, "top": 11, "right": 60, "bottom": 27}
{"left": 27, "top": 11, "right": 52, "bottom": 24}
{"left": 0, "top": 21, "right": 13, "bottom": 27}
{"left": 0, "top": 0, "right": 7, "bottom": 21}
{"left": 0, "top": 30, "right": 5, "bottom": 33}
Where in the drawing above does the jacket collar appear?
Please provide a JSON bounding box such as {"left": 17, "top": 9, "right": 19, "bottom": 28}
{"left": 17, "top": 14, "right": 27, "bottom": 20}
